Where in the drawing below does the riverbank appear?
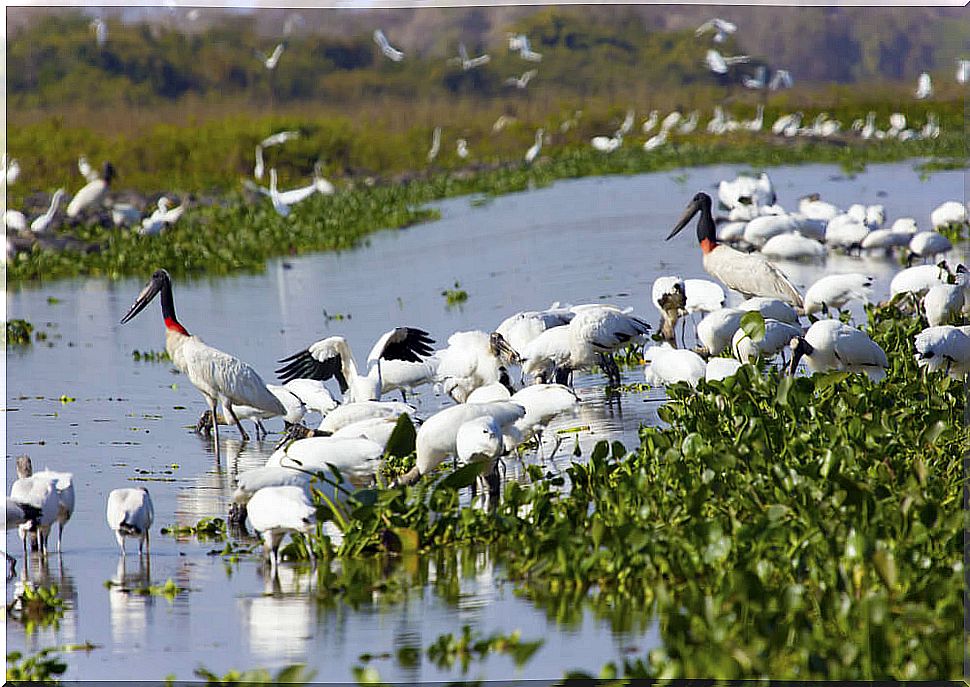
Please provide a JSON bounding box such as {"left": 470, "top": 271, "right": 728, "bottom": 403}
{"left": 6, "top": 130, "right": 966, "bottom": 286}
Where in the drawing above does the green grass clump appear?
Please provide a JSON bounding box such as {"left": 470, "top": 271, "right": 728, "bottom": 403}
{"left": 6, "top": 319, "right": 34, "bottom": 345}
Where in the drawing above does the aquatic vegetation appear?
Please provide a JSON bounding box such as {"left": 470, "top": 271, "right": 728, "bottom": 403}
{"left": 281, "top": 302, "right": 964, "bottom": 680}
{"left": 104, "top": 578, "right": 187, "bottom": 601}
{"left": 131, "top": 349, "right": 171, "bottom": 362}
{"left": 5, "top": 642, "right": 96, "bottom": 683}
{"left": 161, "top": 517, "right": 228, "bottom": 541}
{"left": 442, "top": 281, "right": 469, "bottom": 306}
{"left": 193, "top": 664, "right": 316, "bottom": 685}
{"left": 6, "top": 319, "right": 34, "bottom": 345}
{"left": 7, "top": 583, "right": 65, "bottom": 634}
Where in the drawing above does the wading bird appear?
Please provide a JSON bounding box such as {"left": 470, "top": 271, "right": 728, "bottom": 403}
{"left": 120, "top": 269, "right": 285, "bottom": 450}
{"left": 914, "top": 326, "right": 970, "bottom": 379}
{"left": 247, "top": 485, "right": 317, "bottom": 575}
{"left": 276, "top": 327, "right": 434, "bottom": 403}
{"left": 9, "top": 460, "right": 59, "bottom": 558}
{"left": 524, "top": 128, "right": 543, "bottom": 164}
{"left": 66, "top": 162, "right": 115, "bottom": 218}
{"left": 666, "top": 192, "right": 804, "bottom": 307}
{"left": 433, "top": 331, "right": 520, "bottom": 402}
{"left": 15, "top": 456, "right": 75, "bottom": 553}
{"left": 427, "top": 127, "right": 441, "bottom": 162}
{"left": 78, "top": 155, "right": 99, "bottom": 182}
{"left": 803, "top": 274, "right": 873, "bottom": 317}
{"left": 30, "top": 189, "right": 65, "bottom": 233}
{"left": 106, "top": 487, "right": 154, "bottom": 556}
{"left": 789, "top": 320, "right": 888, "bottom": 380}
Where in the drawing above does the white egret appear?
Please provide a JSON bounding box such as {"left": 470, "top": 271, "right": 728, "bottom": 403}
{"left": 666, "top": 193, "right": 804, "bottom": 307}
{"left": 643, "top": 130, "right": 667, "bottom": 151}
{"left": 428, "top": 127, "right": 441, "bottom": 162}
{"left": 915, "top": 72, "right": 933, "bottom": 99}
{"left": 5, "top": 156, "right": 20, "bottom": 185}
{"left": 91, "top": 18, "right": 108, "bottom": 47}
{"left": 524, "top": 128, "right": 543, "bottom": 164}
{"left": 507, "top": 33, "right": 542, "bottom": 62}
{"left": 139, "top": 197, "right": 185, "bottom": 236}
{"left": 30, "top": 189, "right": 65, "bottom": 233}
{"left": 260, "top": 130, "right": 300, "bottom": 148}
{"left": 678, "top": 110, "right": 700, "bottom": 134}
{"left": 590, "top": 134, "right": 622, "bottom": 153}
{"left": 120, "top": 269, "right": 286, "bottom": 448}
{"left": 106, "top": 488, "right": 154, "bottom": 556}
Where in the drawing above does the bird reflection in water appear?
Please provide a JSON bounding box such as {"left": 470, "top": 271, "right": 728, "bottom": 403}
{"left": 239, "top": 563, "right": 316, "bottom": 662}
{"left": 11, "top": 554, "right": 79, "bottom": 650}
{"left": 108, "top": 555, "right": 153, "bottom": 646}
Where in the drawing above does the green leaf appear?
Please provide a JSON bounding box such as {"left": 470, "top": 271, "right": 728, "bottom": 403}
{"left": 739, "top": 311, "right": 766, "bottom": 343}
{"left": 436, "top": 461, "right": 487, "bottom": 490}
{"left": 384, "top": 413, "right": 417, "bottom": 460}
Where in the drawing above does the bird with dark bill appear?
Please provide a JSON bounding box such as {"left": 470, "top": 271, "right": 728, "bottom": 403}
{"left": 666, "top": 192, "right": 804, "bottom": 308}
{"left": 120, "top": 269, "right": 285, "bottom": 451}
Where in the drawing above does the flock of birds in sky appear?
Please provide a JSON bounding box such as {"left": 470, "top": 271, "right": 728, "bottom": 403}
{"left": 6, "top": 14, "right": 970, "bottom": 576}
{"left": 7, "top": 164, "right": 970, "bottom": 574}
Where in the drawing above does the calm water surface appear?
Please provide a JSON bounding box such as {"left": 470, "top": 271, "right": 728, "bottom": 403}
{"left": 5, "top": 161, "right": 966, "bottom": 680}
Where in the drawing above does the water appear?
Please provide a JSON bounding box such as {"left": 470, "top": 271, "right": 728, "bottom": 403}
{"left": 5, "top": 161, "right": 966, "bottom": 680}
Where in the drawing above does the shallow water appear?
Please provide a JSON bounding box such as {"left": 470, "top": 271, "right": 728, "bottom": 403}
{"left": 5, "top": 161, "right": 966, "bottom": 680}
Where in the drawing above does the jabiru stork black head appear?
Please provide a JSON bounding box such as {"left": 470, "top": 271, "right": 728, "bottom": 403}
{"left": 120, "top": 269, "right": 180, "bottom": 329}
{"left": 666, "top": 192, "right": 716, "bottom": 248}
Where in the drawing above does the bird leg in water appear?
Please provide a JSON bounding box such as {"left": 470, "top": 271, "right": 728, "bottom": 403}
{"left": 196, "top": 410, "right": 214, "bottom": 436}
{"left": 206, "top": 396, "right": 221, "bottom": 455}
{"left": 228, "top": 503, "right": 250, "bottom": 534}
{"left": 399, "top": 389, "right": 408, "bottom": 403}
{"left": 225, "top": 403, "right": 250, "bottom": 441}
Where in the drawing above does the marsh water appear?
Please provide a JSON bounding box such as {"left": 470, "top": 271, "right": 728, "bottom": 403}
{"left": 5, "top": 161, "right": 967, "bottom": 680}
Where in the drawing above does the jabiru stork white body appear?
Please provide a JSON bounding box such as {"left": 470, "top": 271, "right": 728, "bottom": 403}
{"left": 789, "top": 320, "right": 888, "bottom": 381}
{"left": 66, "top": 162, "right": 115, "bottom": 218}
{"left": 106, "top": 487, "right": 154, "bottom": 556}
{"left": 914, "top": 326, "right": 970, "bottom": 378}
{"left": 247, "top": 485, "right": 316, "bottom": 576}
{"left": 120, "top": 269, "right": 285, "bottom": 450}
{"left": 276, "top": 327, "right": 434, "bottom": 403}
{"left": 666, "top": 192, "right": 804, "bottom": 307}
{"left": 803, "top": 274, "right": 874, "bottom": 317}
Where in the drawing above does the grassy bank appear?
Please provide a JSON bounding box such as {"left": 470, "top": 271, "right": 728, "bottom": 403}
{"left": 6, "top": 119, "right": 966, "bottom": 286}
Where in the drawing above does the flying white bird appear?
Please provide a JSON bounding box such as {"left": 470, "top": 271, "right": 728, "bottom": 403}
{"left": 915, "top": 72, "right": 933, "bottom": 99}
{"left": 275, "top": 327, "right": 435, "bottom": 404}
{"left": 769, "top": 69, "right": 793, "bottom": 91}
{"left": 667, "top": 193, "right": 803, "bottom": 307}
{"left": 139, "top": 197, "right": 185, "bottom": 236}
{"left": 106, "top": 488, "right": 154, "bottom": 556}
{"left": 504, "top": 69, "right": 538, "bottom": 89}
{"left": 507, "top": 33, "right": 542, "bottom": 61}
{"left": 261, "top": 130, "right": 300, "bottom": 148}
{"left": 743, "top": 66, "right": 767, "bottom": 90}
{"left": 450, "top": 43, "right": 490, "bottom": 71}
{"left": 695, "top": 18, "right": 737, "bottom": 43}
{"left": 258, "top": 43, "right": 285, "bottom": 70}
{"left": 373, "top": 29, "right": 405, "bottom": 62}
{"left": 120, "top": 269, "right": 286, "bottom": 449}
{"left": 705, "top": 49, "right": 748, "bottom": 75}
{"left": 789, "top": 320, "right": 888, "bottom": 380}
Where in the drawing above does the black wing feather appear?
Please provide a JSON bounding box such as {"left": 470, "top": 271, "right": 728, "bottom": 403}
{"left": 380, "top": 328, "right": 435, "bottom": 363}
{"left": 275, "top": 349, "right": 349, "bottom": 392}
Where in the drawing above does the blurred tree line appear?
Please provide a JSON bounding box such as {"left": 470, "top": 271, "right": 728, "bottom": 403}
{"left": 8, "top": 7, "right": 968, "bottom": 110}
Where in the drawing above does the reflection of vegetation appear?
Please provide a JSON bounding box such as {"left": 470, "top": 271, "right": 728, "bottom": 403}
{"left": 278, "top": 302, "right": 963, "bottom": 680}
{"left": 104, "top": 578, "right": 187, "bottom": 601}
{"left": 7, "top": 583, "right": 65, "bottom": 634}
{"left": 193, "top": 664, "right": 316, "bottom": 685}
{"left": 6, "top": 319, "right": 34, "bottom": 345}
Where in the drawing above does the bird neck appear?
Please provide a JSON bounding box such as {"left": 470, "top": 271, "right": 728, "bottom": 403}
{"left": 694, "top": 197, "right": 718, "bottom": 253}
{"left": 160, "top": 279, "right": 189, "bottom": 336}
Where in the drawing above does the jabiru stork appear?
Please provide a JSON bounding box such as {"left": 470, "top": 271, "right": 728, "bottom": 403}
{"left": 666, "top": 192, "right": 804, "bottom": 308}
{"left": 120, "top": 269, "right": 285, "bottom": 451}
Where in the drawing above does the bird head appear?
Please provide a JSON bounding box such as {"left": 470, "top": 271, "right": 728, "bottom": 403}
{"left": 120, "top": 269, "right": 171, "bottom": 324}
{"left": 16, "top": 454, "right": 33, "bottom": 479}
{"left": 489, "top": 331, "right": 521, "bottom": 364}
{"left": 667, "top": 192, "right": 712, "bottom": 241}
{"left": 788, "top": 336, "right": 814, "bottom": 375}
